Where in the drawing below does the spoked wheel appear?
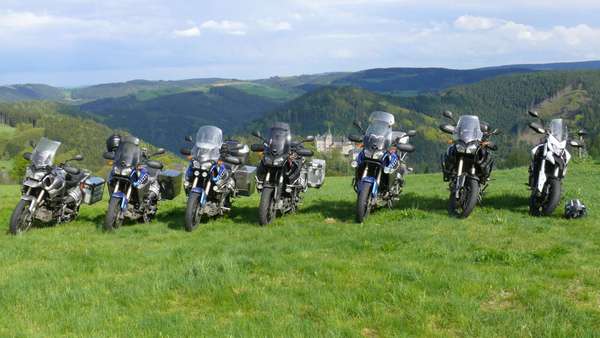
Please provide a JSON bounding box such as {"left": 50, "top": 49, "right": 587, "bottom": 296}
{"left": 258, "top": 187, "right": 276, "bottom": 226}
{"left": 9, "top": 199, "right": 34, "bottom": 235}
{"left": 104, "top": 197, "right": 124, "bottom": 232}
{"left": 530, "top": 178, "right": 561, "bottom": 216}
{"left": 356, "top": 181, "right": 373, "bottom": 223}
{"left": 448, "top": 177, "right": 479, "bottom": 218}
{"left": 185, "top": 192, "right": 204, "bottom": 232}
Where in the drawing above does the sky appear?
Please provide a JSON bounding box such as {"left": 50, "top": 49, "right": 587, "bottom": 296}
{"left": 1, "top": 0, "right": 600, "bottom": 86}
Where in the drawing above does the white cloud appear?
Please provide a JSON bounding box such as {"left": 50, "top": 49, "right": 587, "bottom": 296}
{"left": 200, "top": 20, "right": 247, "bottom": 35}
{"left": 173, "top": 26, "right": 200, "bottom": 37}
{"left": 258, "top": 19, "right": 292, "bottom": 31}
{"left": 454, "top": 15, "right": 500, "bottom": 31}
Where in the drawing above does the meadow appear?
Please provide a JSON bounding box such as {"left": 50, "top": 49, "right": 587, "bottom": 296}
{"left": 0, "top": 162, "right": 599, "bottom": 336}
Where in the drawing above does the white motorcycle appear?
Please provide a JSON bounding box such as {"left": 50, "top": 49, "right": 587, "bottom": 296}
{"left": 527, "top": 111, "right": 585, "bottom": 216}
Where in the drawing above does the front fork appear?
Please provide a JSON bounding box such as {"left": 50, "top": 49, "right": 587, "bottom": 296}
{"left": 453, "top": 157, "right": 476, "bottom": 198}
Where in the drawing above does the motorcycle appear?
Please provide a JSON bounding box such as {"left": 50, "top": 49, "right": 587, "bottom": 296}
{"left": 180, "top": 126, "right": 254, "bottom": 231}
{"left": 347, "top": 111, "right": 416, "bottom": 222}
{"left": 250, "top": 123, "right": 315, "bottom": 225}
{"left": 102, "top": 135, "right": 167, "bottom": 231}
{"left": 440, "top": 111, "right": 499, "bottom": 218}
{"left": 9, "top": 137, "right": 103, "bottom": 234}
{"left": 527, "top": 111, "right": 585, "bottom": 216}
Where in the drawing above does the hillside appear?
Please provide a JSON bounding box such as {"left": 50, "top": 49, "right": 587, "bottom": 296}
{"left": 0, "top": 84, "right": 67, "bottom": 102}
{"left": 77, "top": 86, "right": 282, "bottom": 152}
{"left": 0, "top": 101, "right": 182, "bottom": 183}
{"left": 1, "top": 163, "right": 598, "bottom": 336}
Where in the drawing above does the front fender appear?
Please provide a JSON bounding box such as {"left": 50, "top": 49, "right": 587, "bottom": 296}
{"left": 359, "top": 176, "right": 378, "bottom": 198}
{"left": 112, "top": 191, "right": 128, "bottom": 210}
{"left": 191, "top": 187, "right": 207, "bottom": 206}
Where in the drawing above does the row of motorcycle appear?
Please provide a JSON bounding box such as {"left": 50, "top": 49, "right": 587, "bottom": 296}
{"left": 8, "top": 109, "right": 586, "bottom": 235}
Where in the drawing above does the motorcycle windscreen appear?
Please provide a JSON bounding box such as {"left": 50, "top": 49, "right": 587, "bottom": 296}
{"left": 192, "top": 125, "right": 223, "bottom": 161}
{"left": 31, "top": 137, "right": 61, "bottom": 167}
{"left": 549, "top": 119, "right": 568, "bottom": 142}
{"left": 268, "top": 127, "right": 290, "bottom": 156}
{"left": 369, "top": 111, "right": 395, "bottom": 127}
{"left": 364, "top": 121, "right": 391, "bottom": 150}
{"left": 114, "top": 141, "right": 141, "bottom": 168}
{"left": 454, "top": 115, "right": 483, "bottom": 143}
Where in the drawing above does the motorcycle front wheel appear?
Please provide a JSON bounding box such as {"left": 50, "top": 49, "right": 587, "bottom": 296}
{"left": 448, "top": 176, "right": 479, "bottom": 218}
{"left": 530, "top": 178, "right": 561, "bottom": 216}
{"left": 185, "top": 192, "right": 203, "bottom": 232}
{"left": 258, "top": 187, "right": 276, "bottom": 226}
{"left": 356, "top": 181, "right": 373, "bottom": 223}
{"left": 9, "top": 199, "right": 34, "bottom": 235}
{"left": 104, "top": 197, "right": 124, "bottom": 231}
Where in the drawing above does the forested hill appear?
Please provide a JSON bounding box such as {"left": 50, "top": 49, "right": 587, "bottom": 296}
{"left": 77, "top": 86, "right": 282, "bottom": 152}
{"left": 0, "top": 101, "right": 181, "bottom": 183}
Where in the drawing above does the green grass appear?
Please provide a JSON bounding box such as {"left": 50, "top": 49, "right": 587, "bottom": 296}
{"left": 1, "top": 163, "right": 600, "bottom": 336}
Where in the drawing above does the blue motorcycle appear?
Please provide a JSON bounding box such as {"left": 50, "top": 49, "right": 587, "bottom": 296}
{"left": 348, "top": 111, "right": 416, "bottom": 222}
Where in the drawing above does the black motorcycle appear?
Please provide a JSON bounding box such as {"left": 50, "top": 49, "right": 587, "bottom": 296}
{"left": 250, "top": 123, "right": 314, "bottom": 225}
{"left": 347, "top": 111, "right": 416, "bottom": 222}
{"left": 439, "top": 111, "right": 499, "bottom": 218}
{"left": 103, "top": 135, "right": 167, "bottom": 231}
{"left": 9, "top": 137, "right": 103, "bottom": 234}
{"left": 180, "top": 126, "right": 253, "bottom": 231}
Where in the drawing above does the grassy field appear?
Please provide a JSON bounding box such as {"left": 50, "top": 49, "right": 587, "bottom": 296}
{"left": 1, "top": 163, "right": 599, "bottom": 336}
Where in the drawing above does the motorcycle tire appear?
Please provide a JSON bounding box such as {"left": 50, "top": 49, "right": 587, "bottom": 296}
{"left": 356, "top": 181, "right": 373, "bottom": 223}
{"left": 9, "top": 199, "right": 33, "bottom": 235}
{"left": 449, "top": 177, "right": 479, "bottom": 218}
{"left": 104, "top": 197, "right": 123, "bottom": 232}
{"left": 185, "top": 192, "right": 203, "bottom": 232}
{"left": 258, "top": 187, "right": 275, "bottom": 226}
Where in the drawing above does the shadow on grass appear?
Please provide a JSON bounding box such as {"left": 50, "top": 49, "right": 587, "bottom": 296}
{"left": 302, "top": 199, "right": 356, "bottom": 222}
{"left": 395, "top": 192, "right": 448, "bottom": 214}
{"left": 156, "top": 207, "right": 186, "bottom": 230}
{"left": 482, "top": 193, "right": 530, "bottom": 213}
{"left": 78, "top": 213, "right": 105, "bottom": 230}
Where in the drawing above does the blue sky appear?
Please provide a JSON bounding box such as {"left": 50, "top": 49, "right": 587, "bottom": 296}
{"left": 1, "top": 0, "right": 600, "bottom": 86}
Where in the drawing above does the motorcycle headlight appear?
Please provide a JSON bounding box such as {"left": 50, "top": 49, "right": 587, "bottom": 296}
{"left": 455, "top": 143, "right": 467, "bottom": 153}
{"left": 372, "top": 150, "right": 385, "bottom": 159}
{"left": 466, "top": 143, "right": 478, "bottom": 154}
{"left": 192, "top": 160, "right": 201, "bottom": 169}
{"left": 201, "top": 171, "right": 208, "bottom": 178}
{"left": 273, "top": 157, "right": 285, "bottom": 166}
{"left": 351, "top": 160, "right": 358, "bottom": 168}
{"left": 194, "top": 170, "right": 200, "bottom": 177}
{"left": 551, "top": 143, "right": 564, "bottom": 155}
{"left": 383, "top": 166, "right": 392, "bottom": 174}
{"left": 120, "top": 168, "right": 132, "bottom": 176}
{"left": 200, "top": 162, "right": 212, "bottom": 171}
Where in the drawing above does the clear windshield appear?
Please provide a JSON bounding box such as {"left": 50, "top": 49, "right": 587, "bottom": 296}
{"left": 369, "top": 111, "right": 395, "bottom": 127}
{"left": 31, "top": 137, "right": 61, "bottom": 167}
{"left": 549, "top": 119, "right": 568, "bottom": 142}
{"left": 114, "top": 141, "right": 140, "bottom": 168}
{"left": 454, "top": 115, "right": 483, "bottom": 143}
{"left": 192, "top": 126, "right": 223, "bottom": 161}
{"left": 269, "top": 127, "right": 290, "bottom": 155}
{"left": 364, "top": 121, "right": 392, "bottom": 151}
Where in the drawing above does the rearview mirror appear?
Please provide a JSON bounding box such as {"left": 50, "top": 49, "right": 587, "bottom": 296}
{"left": 396, "top": 144, "right": 415, "bottom": 153}
{"left": 442, "top": 110, "right": 454, "bottom": 120}
{"left": 155, "top": 148, "right": 166, "bottom": 155}
{"left": 353, "top": 120, "right": 363, "bottom": 131}
{"left": 252, "top": 131, "right": 262, "bottom": 139}
{"left": 185, "top": 135, "right": 193, "bottom": 142}
{"left": 250, "top": 144, "right": 265, "bottom": 152}
{"left": 348, "top": 134, "right": 363, "bottom": 143}
{"left": 72, "top": 154, "right": 84, "bottom": 161}
{"left": 439, "top": 124, "right": 455, "bottom": 134}
{"left": 102, "top": 151, "right": 115, "bottom": 160}
{"left": 146, "top": 160, "right": 163, "bottom": 170}
{"left": 180, "top": 148, "right": 191, "bottom": 156}
{"left": 528, "top": 110, "right": 539, "bottom": 118}
{"left": 406, "top": 130, "right": 417, "bottom": 137}
{"left": 578, "top": 129, "right": 588, "bottom": 137}
{"left": 23, "top": 152, "right": 32, "bottom": 161}
{"left": 303, "top": 135, "right": 315, "bottom": 143}
{"left": 529, "top": 122, "right": 545, "bottom": 134}
{"left": 569, "top": 140, "right": 584, "bottom": 148}
{"left": 223, "top": 156, "right": 241, "bottom": 165}
{"left": 296, "top": 148, "right": 314, "bottom": 157}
